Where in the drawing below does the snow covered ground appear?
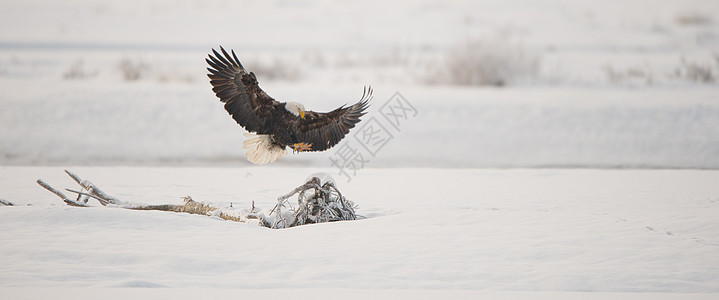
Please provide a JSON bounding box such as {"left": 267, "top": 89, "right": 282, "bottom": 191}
{"left": 2, "top": 0, "right": 719, "bottom": 298}
{"left": 1, "top": 167, "right": 719, "bottom": 299}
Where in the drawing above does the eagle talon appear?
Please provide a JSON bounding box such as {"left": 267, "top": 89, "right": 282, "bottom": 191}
{"left": 292, "top": 143, "right": 313, "bottom": 153}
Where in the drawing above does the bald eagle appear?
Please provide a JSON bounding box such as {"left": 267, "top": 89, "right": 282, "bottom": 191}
{"left": 206, "top": 47, "right": 371, "bottom": 164}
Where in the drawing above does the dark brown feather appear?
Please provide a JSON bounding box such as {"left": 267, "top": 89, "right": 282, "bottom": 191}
{"left": 207, "top": 47, "right": 371, "bottom": 152}
{"left": 206, "top": 46, "right": 279, "bottom": 134}
{"left": 289, "top": 86, "right": 372, "bottom": 152}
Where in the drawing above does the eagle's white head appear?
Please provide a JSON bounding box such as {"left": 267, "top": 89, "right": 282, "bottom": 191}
{"left": 285, "top": 102, "right": 306, "bottom": 118}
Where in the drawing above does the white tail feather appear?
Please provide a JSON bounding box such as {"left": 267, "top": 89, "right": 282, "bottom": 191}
{"left": 242, "top": 133, "right": 286, "bottom": 164}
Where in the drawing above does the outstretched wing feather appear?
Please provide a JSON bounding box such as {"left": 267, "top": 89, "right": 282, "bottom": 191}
{"left": 290, "top": 88, "right": 371, "bottom": 152}
{"left": 206, "top": 46, "right": 278, "bottom": 134}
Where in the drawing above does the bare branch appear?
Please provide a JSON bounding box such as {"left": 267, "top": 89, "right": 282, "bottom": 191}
{"left": 64, "top": 170, "right": 121, "bottom": 205}
{"left": 65, "top": 169, "right": 83, "bottom": 186}
{"left": 36, "top": 179, "right": 88, "bottom": 207}
{"left": 65, "top": 189, "right": 111, "bottom": 206}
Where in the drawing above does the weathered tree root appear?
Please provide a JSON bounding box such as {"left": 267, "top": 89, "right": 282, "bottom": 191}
{"left": 36, "top": 170, "right": 357, "bottom": 229}
{"left": 270, "top": 177, "right": 357, "bottom": 229}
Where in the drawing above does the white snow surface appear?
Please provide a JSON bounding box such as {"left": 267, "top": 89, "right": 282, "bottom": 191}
{"left": 1, "top": 166, "right": 719, "bottom": 298}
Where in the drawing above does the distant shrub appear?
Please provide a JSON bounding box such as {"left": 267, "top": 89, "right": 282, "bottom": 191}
{"left": 118, "top": 57, "right": 148, "bottom": 81}
{"left": 425, "top": 38, "right": 540, "bottom": 87}
{"left": 62, "top": 60, "right": 97, "bottom": 80}
{"left": 602, "top": 64, "right": 655, "bottom": 85}
{"left": 602, "top": 55, "right": 718, "bottom": 86}
{"left": 675, "top": 12, "right": 713, "bottom": 26}
{"left": 674, "top": 57, "right": 715, "bottom": 83}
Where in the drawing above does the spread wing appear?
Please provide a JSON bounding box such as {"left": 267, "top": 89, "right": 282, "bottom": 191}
{"left": 206, "top": 46, "right": 279, "bottom": 134}
{"left": 291, "top": 87, "right": 372, "bottom": 152}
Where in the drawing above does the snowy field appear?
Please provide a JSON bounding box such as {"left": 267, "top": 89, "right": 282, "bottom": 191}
{"left": 2, "top": 0, "right": 719, "bottom": 298}
{"left": 1, "top": 167, "right": 719, "bottom": 299}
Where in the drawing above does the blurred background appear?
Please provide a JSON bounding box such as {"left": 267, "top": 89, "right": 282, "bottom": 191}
{"left": 1, "top": 0, "right": 718, "bottom": 168}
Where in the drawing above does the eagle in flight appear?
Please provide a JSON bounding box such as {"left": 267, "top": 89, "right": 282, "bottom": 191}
{"left": 206, "top": 47, "right": 371, "bottom": 164}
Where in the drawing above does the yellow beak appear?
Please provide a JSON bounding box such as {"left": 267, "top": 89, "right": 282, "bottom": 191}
{"left": 300, "top": 111, "right": 305, "bottom": 118}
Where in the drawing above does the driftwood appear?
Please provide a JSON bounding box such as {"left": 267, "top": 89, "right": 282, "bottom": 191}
{"left": 36, "top": 179, "right": 88, "bottom": 207}
{"left": 65, "top": 170, "right": 120, "bottom": 206}
{"left": 130, "top": 196, "right": 244, "bottom": 223}
{"left": 270, "top": 177, "right": 357, "bottom": 228}
{"left": 36, "top": 170, "right": 357, "bottom": 229}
